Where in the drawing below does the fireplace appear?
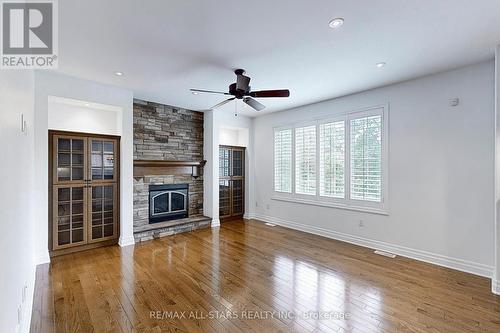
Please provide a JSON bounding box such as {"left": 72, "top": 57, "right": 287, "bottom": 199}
{"left": 149, "top": 184, "right": 189, "bottom": 223}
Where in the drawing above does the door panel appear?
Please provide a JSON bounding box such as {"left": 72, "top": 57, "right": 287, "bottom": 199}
{"left": 219, "top": 146, "right": 245, "bottom": 219}
{"left": 89, "top": 138, "right": 117, "bottom": 183}
{"left": 219, "top": 148, "right": 231, "bottom": 177}
{"left": 232, "top": 179, "right": 244, "bottom": 215}
{"left": 54, "top": 136, "right": 87, "bottom": 184}
{"left": 88, "top": 184, "right": 117, "bottom": 243}
{"left": 53, "top": 185, "right": 87, "bottom": 249}
{"left": 232, "top": 149, "right": 243, "bottom": 177}
{"left": 219, "top": 180, "right": 231, "bottom": 217}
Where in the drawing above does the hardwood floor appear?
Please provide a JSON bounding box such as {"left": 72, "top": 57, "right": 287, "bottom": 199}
{"left": 31, "top": 219, "right": 500, "bottom": 333}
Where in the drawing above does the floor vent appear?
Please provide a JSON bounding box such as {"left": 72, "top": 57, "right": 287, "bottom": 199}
{"left": 265, "top": 223, "right": 277, "bottom": 227}
{"left": 374, "top": 250, "right": 396, "bottom": 258}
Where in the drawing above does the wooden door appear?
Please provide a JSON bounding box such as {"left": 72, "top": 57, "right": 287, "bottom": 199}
{"left": 50, "top": 132, "right": 119, "bottom": 252}
{"left": 219, "top": 146, "right": 245, "bottom": 219}
{"left": 87, "top": 137, "right": 119, "bottom": 243}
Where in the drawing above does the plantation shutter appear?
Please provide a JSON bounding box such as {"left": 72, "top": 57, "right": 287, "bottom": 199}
{"left": 319, "top": 121, "right": 345, "bottom": 198}
{"left": 295, "top": 125, "right": 316, "bottom": 195}
{"left": 274, "top": 128, "right": 293, "bottom": 193}
{"left": 350, "top": 114, "right": 382, "bottom": 202}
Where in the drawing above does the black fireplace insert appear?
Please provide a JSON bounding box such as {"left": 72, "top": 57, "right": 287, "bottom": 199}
{"left": 149, "top": 184, "right": 188, "bottom": 223}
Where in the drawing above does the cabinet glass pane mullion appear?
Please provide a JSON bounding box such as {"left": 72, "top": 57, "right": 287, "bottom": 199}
{"left": 90, "top": 184, "right": 115, "bottom": 241}
{"left": 55, "top": 185, "right": 85, "bottom": 248}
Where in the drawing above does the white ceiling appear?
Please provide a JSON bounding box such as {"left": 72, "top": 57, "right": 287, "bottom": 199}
{"left": 57, "top": 0, "right": 500, "bottom": 116}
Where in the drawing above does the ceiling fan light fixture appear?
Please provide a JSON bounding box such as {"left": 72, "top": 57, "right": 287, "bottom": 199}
{"left": 191, "top": 69, "right": 290, "bottom": 112}
{"left": 114, "top": 71, "right": 124, "bottom": 76}
{"left": 376, "top": 62, "right": 386, "bottom": 68}
{"left": 329, "top": 18, "right": 344, "bottom": 29}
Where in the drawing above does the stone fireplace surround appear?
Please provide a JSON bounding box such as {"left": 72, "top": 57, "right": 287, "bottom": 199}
{"left": 133, "top": 99, "right": 210, "bottom": 242}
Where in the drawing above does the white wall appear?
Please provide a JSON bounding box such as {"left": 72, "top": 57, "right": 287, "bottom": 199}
{"left": 251, "top": 61, "right": 495, "bottom": 278}
{"left": 494, "top": 47, "right": 500, "bottom": 294}
{"left": 203, "top": 110, "right": 218, "bottom": 225}
{"left": 48, "top": 97, "right": 121, "bottom": 135}
{"left": 0, "top": 71, "right": 36, "bottom": 332}
{"left": 34, "top": 72, "right": 135, "bottom": 264}
{"left": 220, "top": 127, "right": 250, "bottom": 147}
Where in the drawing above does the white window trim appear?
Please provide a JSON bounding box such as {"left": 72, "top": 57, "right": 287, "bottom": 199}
{"left": 272, "top": 104, "right": 389, "bottom": 215}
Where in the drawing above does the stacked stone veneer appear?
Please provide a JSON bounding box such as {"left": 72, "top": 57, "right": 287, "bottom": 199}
{"left": 133, "top": 99, "right": 206, "bottom": 241}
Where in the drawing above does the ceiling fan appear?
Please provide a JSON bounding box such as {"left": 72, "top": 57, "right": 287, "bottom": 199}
{"left": 190, "top": 69, "right": 290, "bottom": 111}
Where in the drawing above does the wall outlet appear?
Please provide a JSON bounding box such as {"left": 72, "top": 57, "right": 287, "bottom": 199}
{"left": 358, "top": 220, "right": 364, "bottom": 227}
{"left": 266, "top": 204, "right": 270, "bottom": 210}
{"left": 255, "top": 201, "right": 258, "bottom": 207}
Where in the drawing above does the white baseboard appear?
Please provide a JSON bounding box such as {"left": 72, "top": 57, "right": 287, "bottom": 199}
{"left": 34, "top": 250, "right": 50, "bottom": 265}
{"left": 119, "top": 235, "right": 136, "bottom": 247}
{"left": 211, "top": 218, "right": 220, "bottom": 227}
{"left": 243, "top": 213, "right": 256, "bottom": 220}
{"left": 493, "top": 279, "right": 500, "bottom": 295}
{"left": 251, "top": 213, "right": 494, "bottom": 279}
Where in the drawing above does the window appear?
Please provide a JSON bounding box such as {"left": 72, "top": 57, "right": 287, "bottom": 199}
{"left": 295, "top": 125, "right": 317, "bottom": 195}
{"left": 350, "top": 115, "right": 382, "bottom": 202}
{"left": 274, "top": 128, "right": 292, "bottom": 193}
{"left": 319, "top": 120, "right": 345, "bottom": 198}
{"left": 273, "top": 106, "right": 387, "bottom": 213}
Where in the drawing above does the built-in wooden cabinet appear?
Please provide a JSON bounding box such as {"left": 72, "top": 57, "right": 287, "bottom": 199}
{"left": 50, "top": 132, "right": 119, "bottom": 253}
{"left": 219, "top": 146, "right": 245, "bottom": 220}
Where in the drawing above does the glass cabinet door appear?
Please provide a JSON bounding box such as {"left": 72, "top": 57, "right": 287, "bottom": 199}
{"left": 53, "top": 185, "right": 87, "bottom": 249}
{"left": 54, "top": 136, "right": 86, "bottom": 183}
{"left": 219, "top": 147, "right": 231, "bottom": 177}
{"left": 90, "top": 138, "right": 117, "bottom": 183}
{"left": 219, "top": 180, "right": 231, "bottom": 217}
{"left": 232, "top": 149, "right": 243, "bottom": 177}
{"left": 88, "top": 184, "right": 117, "bottom": 242}
{"left": 232, "top": 179, "right": 244, "bottom": 215}
{"left": 219, "top": 146, "right": 245, "bottom": 218}
{"left": 51, "top": 133, "right": 120, "bottom": 252}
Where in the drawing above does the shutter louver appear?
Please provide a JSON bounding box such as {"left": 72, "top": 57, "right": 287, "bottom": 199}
{"left": 274, "top": 129, "right": 292, "bottom": 193}
{"left": 350, "top": 115, "right": 382, "bottom": 202}
{"left": 319, "top": 121, "right": 345, "bottom": 198}
{"left": 295, "top": 125, "right": 316, "bottom": 195}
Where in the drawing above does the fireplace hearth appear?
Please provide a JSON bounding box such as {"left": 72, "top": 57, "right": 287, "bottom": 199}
{"left": 149, "top": 184, "right": 189, "bottom": 223}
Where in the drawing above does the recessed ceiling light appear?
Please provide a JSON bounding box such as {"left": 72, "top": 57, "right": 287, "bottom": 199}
{"left": 191, "top": 91, "right": 199, "bottom": 95}
{"left": 114, "top": 71, "right": 123, "bottom": 76}
{"left": 376, "top": 62, "right": 386, "bottom": 68}
{"left": 329, "top": 18, "right": 344, "bottom": 29}
{"left": 84, "top": 103, "right": 90, "bottom": 107}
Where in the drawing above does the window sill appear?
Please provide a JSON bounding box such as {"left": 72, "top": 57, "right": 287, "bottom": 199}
{"left": 271, "top": 196, "right": 389, "bottom": 215}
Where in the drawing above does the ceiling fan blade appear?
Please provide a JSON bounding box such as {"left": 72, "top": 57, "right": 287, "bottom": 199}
{"left": 249, "top": 89, "right": 290, "bottom": 98}
{"left": 236, "top": 74, "right": 251, "bottom": 91}
{"left": 243, "top": 97, "right": 266, "bottom": 111}
{"left": 190, "top": 89, "right": 231, "bottom": 95}
{"left": 211, "top": 97, "right": 236, "bottom": 110}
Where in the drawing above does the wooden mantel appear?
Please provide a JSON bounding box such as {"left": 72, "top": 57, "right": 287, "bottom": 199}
{"left": 133, "top": 160, "right": 206, "bottom": 177}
